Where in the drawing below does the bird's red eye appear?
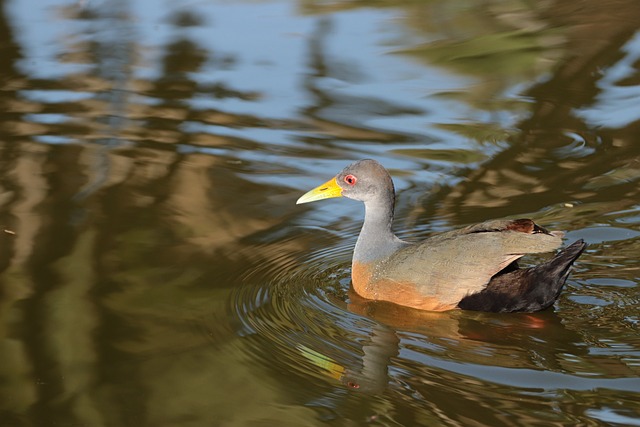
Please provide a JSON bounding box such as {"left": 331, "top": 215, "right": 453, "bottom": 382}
{"left": 344, "top": 174, "right": 357, "bottom": 186}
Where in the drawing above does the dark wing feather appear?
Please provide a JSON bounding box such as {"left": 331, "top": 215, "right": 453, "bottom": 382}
{"left": 457, "top": 239, "right": 587, "bottom": 312}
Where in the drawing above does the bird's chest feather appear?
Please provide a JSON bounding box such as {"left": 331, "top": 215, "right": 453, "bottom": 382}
{"left": 351, "top": 261, "right": 457, "bottom": 311}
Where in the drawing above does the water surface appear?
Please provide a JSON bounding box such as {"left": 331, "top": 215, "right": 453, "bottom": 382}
{"left": 0, "top": 0, "right": 639, "bottom": 426}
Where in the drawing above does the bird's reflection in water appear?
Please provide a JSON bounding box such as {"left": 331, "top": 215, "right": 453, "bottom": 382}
{"left": 293, "top": 286, "right": 640, "bottom": 424}
{"left": 299, "top": 322, "right": 397, "bottom": 395}
{"left": 301, "top": 288, "right": 585, "bottom": 397}
{"left": 300, "top": 290, "right": 458, "bottom": 395}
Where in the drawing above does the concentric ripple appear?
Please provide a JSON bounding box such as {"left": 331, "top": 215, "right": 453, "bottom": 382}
{"left": 228, "top": 221, "right": 640, "bottom": 404}
{"left": 229, "top": 236, "right": 378, "bottom": 390}
{"left": 221, "top": 215, "right": 640, "bottom": 424}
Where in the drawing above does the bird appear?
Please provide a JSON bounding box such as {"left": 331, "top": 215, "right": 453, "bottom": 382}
{"left": 296, "top": 159, "right": 586, "bottom": 313}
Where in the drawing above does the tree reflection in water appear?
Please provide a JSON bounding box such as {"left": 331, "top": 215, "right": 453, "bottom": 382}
{"left": 0, "top": 0, "right": 638, "bottom": 425}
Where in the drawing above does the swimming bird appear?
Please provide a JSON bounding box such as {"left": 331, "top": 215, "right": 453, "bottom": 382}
{"left": 297, "top": 159, "right": 586, "bottom": 312}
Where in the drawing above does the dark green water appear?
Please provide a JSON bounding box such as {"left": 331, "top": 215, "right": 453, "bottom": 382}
{"left": 0, "top": 0, "right": 639, "bottom": 426}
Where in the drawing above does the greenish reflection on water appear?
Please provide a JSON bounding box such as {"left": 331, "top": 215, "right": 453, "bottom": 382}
{"left": 0, "top": 0, "right": 639, "bottom": 426}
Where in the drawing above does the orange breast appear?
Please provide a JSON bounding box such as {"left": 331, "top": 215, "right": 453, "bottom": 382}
{"left": 351, "top": 261, "right": 458, "bottom": 312}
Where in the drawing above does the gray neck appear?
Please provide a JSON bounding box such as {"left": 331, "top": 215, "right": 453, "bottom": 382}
{"left": 353, "top": 198, "right": 406, "bottom": 263}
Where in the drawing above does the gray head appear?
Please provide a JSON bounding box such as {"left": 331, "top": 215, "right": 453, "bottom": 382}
{"left": 296, "top": 159, "right": 396, "bottom": 205}
{"left": 335, "top": 159, "right": 395, "bottom": 203}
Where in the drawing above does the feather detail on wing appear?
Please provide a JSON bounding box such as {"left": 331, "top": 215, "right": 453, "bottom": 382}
{"left": 373, "top": 220, "right": 563, "bottom": 308}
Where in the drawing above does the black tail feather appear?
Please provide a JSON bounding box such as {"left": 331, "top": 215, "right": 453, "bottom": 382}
{"left": 458, "top": 239, "right": 587, "bottom": 313}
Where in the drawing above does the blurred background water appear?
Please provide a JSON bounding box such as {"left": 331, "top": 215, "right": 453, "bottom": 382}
{"left": 0, "top": 0, "right": 639, "bottom": 426}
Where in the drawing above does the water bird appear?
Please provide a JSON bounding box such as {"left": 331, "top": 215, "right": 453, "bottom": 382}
{"left": 297, "top": 159, "right": 586, "bottom": 312}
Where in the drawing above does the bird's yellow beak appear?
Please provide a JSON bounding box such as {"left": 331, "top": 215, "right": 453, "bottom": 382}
{"left": 296, "top": 177, "right": 343, "bottom": 204}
